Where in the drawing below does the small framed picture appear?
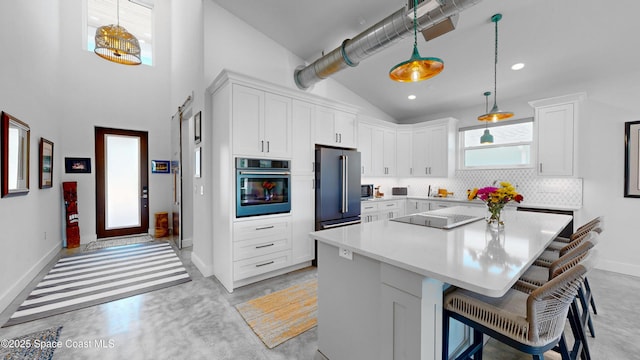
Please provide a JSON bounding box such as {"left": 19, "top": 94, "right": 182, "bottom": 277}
{"left": 151, "top": 160, "right": 170, "bottom": 174}
{"left": 65, "top": 157, "right": 91, "bottom": 174}
{"left": 194, "top": 111, "right": 202, "bottom": 144}
{"left": 39, "top": 138, "right": 54, "bottom": 189}
{"left": 194, "top": 147, "right": 201, "bottom": 178}
{"left": 625, "top": 120, "right": 640, "bottom": 197}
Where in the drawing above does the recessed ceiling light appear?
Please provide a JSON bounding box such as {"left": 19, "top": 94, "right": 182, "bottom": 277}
{"left": 408, "top": 95, "right": 417, "bottom": 100}
{"left": 511, "top": 63, "right": 525, "bottom": 70}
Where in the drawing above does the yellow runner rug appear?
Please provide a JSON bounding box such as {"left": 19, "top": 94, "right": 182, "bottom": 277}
{"left": 235, "top": 278, "right": 317, "bottom": 348}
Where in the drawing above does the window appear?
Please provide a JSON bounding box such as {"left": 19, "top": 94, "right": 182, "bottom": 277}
{"left": 459, "top": 118, "right": 533, "bottom": 169}
{"left": 86, "top": 0, "right": 153, "bottom": 66}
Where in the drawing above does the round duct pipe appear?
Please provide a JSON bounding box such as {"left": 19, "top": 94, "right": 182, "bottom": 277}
{"left": 294, "top": 0, "right": 483, "bottom": 90}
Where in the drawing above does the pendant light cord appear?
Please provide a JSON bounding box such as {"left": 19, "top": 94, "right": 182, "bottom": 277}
{"left": 493, "top": 16, "right": 499, "bottom": 104}
{"left": 116, "top": 0, "right": 120, "bottom": 26}
{"left": 413, "top": 0, "right": 418, "bottom": 49}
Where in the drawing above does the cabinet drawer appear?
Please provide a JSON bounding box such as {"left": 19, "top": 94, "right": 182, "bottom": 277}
{"left": 361, "top": 202, "right": 379, "bottom": 214}
{"left": 379, "top": 201, "right": 399, "bottom": 211}
{"left": 233, "top": 250, "right": 291, "bottom": 281}
{"left": 233, "top": 218, "right": 291, "bottom": 242}
{"left": 233, "top": 234, "right": 291, "bottom": 261}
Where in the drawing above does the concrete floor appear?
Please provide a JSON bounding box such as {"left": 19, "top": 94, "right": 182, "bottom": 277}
{"left": 0, "top": 241, "right": 638, "bottom": 359}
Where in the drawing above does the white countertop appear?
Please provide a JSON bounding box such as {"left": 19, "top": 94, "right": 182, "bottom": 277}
{"left": 310, "top": 206, "right": 572, "bottom": 297}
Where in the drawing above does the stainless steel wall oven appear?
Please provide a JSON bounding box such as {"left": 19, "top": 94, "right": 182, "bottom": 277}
{"left": 236, "top": 158, "right": 291, "bottom": 217}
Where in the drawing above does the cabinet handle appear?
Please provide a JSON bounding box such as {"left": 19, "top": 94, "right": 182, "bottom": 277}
{"left": 255, "top": 225, "right": 275, "bottom": 230}
{"left": 261, "top": 140, "right": 264, "bottom": 152}
{"left": 362, "top": 165, "right": 364, "bottom": 174}
{"left": 539, "top": 163, "right": 543, "bottom": 172}
{"left": 339, "top": 133, "right": 342, "bottom": 143}
{"left": 425, "top": 167, "right": 428, "bottom": 175}
{"left": 256, "top": 261, "right": 275, "bottom": 268}
{"left": 312, "top": 162, "right": 315, "bottom": 172}
{"left": 255, "top": 243, "right": 275, "bottom": 249}
{"left": 266, "top": 141, "right": 270, "bottom": 152}
{"left": 312, "top": 179, "right": 315, "bottom": 189}
{"left": 336, "top": 133, "right": 339, "bottom": 143}
{"left": 410, "top": 167, "right": 413, "bottom": 175}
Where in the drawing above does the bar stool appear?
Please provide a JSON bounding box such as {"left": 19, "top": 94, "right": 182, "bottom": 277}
{"left": 517, "top": 236, "right": 598, "bottom": 360}
{"left": 443, "top": 256, "right": 596, "bottom": 360}
{"left": 546, "top": 217, "right": 602, "bottom": 252}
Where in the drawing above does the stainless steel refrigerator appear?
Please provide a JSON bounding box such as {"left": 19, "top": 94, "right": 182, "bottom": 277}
{"left": 315, "top": 146, "right": 361, "bottom": 231}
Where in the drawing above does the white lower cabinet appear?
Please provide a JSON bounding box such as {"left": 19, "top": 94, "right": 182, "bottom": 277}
{"left": 381, "top": 265, "right": 471, "bottom": 360}
{"left": 406, "top": 199, "right": 431, "bottom": 215}
{"left": 361, "top": 200, "right": 405, "bottom": 222}
{"left": 361, "top": 202, "right": 379, "bottom": 223}
{"left": 232, "top": 217, "right": 292, "bottom": 281}
{"left": 291, "top": 175, "right": 315, "bottom": 263}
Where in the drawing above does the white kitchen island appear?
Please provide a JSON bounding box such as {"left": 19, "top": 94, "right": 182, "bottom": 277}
{"left": 309, "top": 206, "right": 572, "bottom": 360}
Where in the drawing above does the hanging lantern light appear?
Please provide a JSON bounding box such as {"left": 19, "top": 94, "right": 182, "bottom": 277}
{"left": 389, "top": 0, "right": 444, "bottom": 82}
{"left": 94, "top": 0, "right": 142, "bottom": 65}
{"left": 480, "top": 91, "right": 494, "bottom": 144}
{"left": 478, "top": 14, "right": 512, "bottom": 122}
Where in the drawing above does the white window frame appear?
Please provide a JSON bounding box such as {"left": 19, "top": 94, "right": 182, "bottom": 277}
{"left": 458, "top": 118, "right": 534, "bottom": 170}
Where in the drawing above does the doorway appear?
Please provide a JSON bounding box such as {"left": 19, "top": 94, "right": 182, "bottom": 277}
{"left": 95, "top": 127, "right": 149, "bottom": 239}
{"left": 170, "top": 107, "right": 194, "bottom": 249}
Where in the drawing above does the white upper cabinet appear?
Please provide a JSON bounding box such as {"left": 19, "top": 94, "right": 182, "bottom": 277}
{"left": 315, "top": 105, "right": 357, "bottom": 148}
{"left": 530, "top": 93, "right": 585, "bottom": 177}
{"left": 292, "top": 100, "right": 315, "bottom": 175}
{"left": 232, "top": 84, "right": 292, "bottom": 158}
{"left": 358, "top": 123, "right": 374, "bottom": 176}
{"left": 411, "top": 118, "right": 456, "bottom": 177}
{"left": 358, "top": 119, "right": 396, "bottom": 177}
{"left": 396, "top": 128, "right": 413, "bottom": 177}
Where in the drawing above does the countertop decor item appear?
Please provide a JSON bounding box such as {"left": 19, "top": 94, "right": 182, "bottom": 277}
{"left": 467, "top": 181, "right": 523, "bottom": 227}
{"left": 389, "top": 0, "right": 444, "bottom": 82}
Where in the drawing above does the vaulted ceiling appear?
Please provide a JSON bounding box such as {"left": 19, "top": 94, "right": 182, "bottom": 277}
{"left": 212, "top": 0, "right": 639, "bottom": 122}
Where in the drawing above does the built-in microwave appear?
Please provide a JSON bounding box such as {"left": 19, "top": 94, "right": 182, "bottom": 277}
{"left": 236, "top": 158, "right": 291, "bottom": 217}
{"left": 361, "top": 184, "right": 374, "bottom": 200}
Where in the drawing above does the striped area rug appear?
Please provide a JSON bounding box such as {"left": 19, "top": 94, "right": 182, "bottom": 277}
{"left": 235, "top": 278, "right": 317, "bottom": 348}
{"left": 3, "top": 242, "right": 190, "bottom": 327}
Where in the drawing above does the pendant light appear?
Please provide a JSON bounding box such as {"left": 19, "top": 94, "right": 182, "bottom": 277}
{"left": 480, "top": 91, "right": 494, "bottom": 144}
{"left": 478, "top": 13, "right": 512, "bottom": 122}
{"left": 389, "top": 0, "right": 444, "bottom": 82}
{"left": 94, "top": 0, "right": 142, "bottom": 65}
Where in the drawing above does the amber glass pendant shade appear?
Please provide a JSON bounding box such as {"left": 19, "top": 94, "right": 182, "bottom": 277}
{"left": 389, "top": 0, "right": 443, "bottom": 82}
{"left": 478, "top": 103, "right": 514, "bottom": 122}
{"left": 389, "top": 45, "right": 444, "bottom": 82}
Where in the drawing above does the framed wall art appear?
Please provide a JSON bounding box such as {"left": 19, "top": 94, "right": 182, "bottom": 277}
{"left": 625, "top": 120, "right": 640, "bottom": 197}
{"left": 194, "top": 111, "right": 202, "bottom": 144}
{"left": 65, "top": 157, "right": 91, "bottom": 174}
{"left": 39, "top": 138, "right": 54, "bottom": 189}
{"left": 194, "top": 147, "right": 201, "bottom": 178}
{"left": 1, "top": 111, "right": 30, "bottom": 197}
{"left": 151, "top": 160, "right": 170, "bottom": 174}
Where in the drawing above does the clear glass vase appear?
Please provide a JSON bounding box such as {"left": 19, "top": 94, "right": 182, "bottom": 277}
{"left": 486, "top": 203, "right": 505, "bottom": 229}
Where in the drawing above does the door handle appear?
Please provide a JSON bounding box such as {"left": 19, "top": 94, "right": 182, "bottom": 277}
{"left": 341, "top": 155, "right": 349, "bottom": 213}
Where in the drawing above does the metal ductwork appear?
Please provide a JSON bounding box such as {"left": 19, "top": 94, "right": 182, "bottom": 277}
{"left": 294, "top": 0, "right": 483, "bottom": 90}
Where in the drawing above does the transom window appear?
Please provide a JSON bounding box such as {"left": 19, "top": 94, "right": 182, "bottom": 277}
{"left": 459, "top": 118, "right": 533, "bottom": 169}
{"left": 86, "top": 0, "right": 154, "bottom": 66}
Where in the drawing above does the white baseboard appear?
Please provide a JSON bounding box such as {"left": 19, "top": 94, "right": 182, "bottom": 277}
{"left": 0, "top": 243, "right": 61, "bottom": 314}
{"left": 181, "top": 237, "right": 193, "bottom": 248}
{"left": 596, "top": 259, "right": 640, "bottom": 278}
{"left": 191, "top": 251, "right": 214, "bottom": 278}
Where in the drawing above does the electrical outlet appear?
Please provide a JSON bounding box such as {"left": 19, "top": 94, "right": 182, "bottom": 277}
{"left": 338, "top": 247, "right": 353, "bottom": 260}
